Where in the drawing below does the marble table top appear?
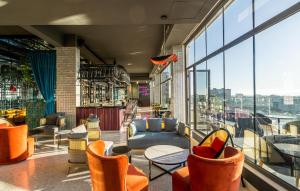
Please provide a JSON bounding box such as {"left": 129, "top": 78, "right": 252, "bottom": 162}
{"left": 144, "top": 145, "right": 189, "bottom": 165}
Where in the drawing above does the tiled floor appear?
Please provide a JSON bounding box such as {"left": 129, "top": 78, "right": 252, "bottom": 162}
{"left": 0, "top": 131, "right": 253, "bottom": 191}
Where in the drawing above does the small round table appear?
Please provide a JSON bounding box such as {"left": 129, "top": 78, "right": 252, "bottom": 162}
{"left": 112, "top": 146, "right": 132, "bottom": 163}
{"left": 54, "top": 129, "right": 72, "bottom": 149}
{"left": 273, "top": 143, "right": 300, "bottom": 177}
{"left": 144, "top": 145, "right": 189, "bottom": 181}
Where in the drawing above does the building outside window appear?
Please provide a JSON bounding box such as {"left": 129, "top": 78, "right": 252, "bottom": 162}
{"left": 185, "top": 0, "right": 300, "bottom": 188}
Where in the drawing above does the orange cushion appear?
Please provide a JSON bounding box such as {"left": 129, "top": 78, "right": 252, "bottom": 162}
{"left": 193, "top": 146, "right": 216, "bottom": 159}
{"left": 211, "top": 137, "right": 225, "bottom": 153}
{"left": 126, "top": 164, "right": 148, "bottom": 191}
{"left": 172, "top": 167, "right": 190, "bottom": 191}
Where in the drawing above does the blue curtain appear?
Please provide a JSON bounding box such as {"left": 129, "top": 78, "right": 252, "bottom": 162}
{"left": 28, "top": 51, "right": 56, "bottom": 115}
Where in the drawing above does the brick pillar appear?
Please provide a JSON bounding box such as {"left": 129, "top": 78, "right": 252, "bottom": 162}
{"left": 56, "top": 47, "right": 80, "bottom": 128}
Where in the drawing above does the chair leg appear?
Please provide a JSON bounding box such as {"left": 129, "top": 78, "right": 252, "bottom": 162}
{"left": 241, "top": 176, "right": 246, "bottom": 187}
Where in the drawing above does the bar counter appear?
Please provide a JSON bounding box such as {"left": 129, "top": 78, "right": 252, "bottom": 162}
{"left": 76, "top": 106, "right": 125, "bottom": 131}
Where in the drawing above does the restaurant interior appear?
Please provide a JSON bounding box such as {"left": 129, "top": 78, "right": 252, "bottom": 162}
{"left": 0, "top": 0, "right": 299, "bottom": 191}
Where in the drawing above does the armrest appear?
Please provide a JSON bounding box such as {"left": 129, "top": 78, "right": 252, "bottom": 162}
{"left": 40, "top": 118, "right": 47, "bottom": 126}
{"left": 57, "top": 117, "right": 66, "bottom": 128}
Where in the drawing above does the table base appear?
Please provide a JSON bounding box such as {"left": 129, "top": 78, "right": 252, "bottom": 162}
{"left": 148, "top": 161, "right": 185, "bottom": 181}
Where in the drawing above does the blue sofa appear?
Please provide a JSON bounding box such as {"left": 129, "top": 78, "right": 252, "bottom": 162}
{"left": 127, "top": 118, "right": 190, "bottom": 149}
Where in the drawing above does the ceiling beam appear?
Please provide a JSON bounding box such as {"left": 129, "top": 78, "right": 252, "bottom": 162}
{"left": 20, "top": 25, "right": 106, "bottom": 65}
{"left": 20, "top": 25, "right": 64, "bottom": 47}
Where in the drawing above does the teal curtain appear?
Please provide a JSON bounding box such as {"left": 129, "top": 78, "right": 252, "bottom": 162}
{"left": 28, "top": 51, "right": 56, "bottom": 115}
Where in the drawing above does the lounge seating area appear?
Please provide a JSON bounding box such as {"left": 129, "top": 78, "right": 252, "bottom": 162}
{"left": 127, "top": 118, "right": 190, "bottom": 149}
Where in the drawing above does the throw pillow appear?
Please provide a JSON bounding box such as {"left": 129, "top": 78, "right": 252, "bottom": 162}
{"left": 130, "top": 123, "right": 137, "bottom": 136}
{"left": 164, "top": 118, "right": 177, "bottom": 132}
{"left": 72, "top": 124, "right": 87, "bottom": 133}
{"left": 177, "top": 122, "right": 186, "bottom": 136}
{"left": 211, "top": 137, "right": 225, "bottom": 153}
{"left": 132, "top": 119, "right": 146, "bottom": 132}
{"left": 193, "top": 146, "right": 216, "bottom": 158}
{"left": 148, "top": 118, "right": 162, "bottom": 132}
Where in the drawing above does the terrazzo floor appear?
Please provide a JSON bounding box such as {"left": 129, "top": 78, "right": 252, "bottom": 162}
{"left": 0, "top": 131, "right": 252, "bottom": 191}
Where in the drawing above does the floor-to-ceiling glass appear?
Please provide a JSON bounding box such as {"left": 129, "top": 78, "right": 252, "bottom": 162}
{"left": 185, "top": 0, "right": 300, "bottom": 188}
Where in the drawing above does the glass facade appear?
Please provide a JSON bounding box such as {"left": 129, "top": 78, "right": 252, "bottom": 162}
{"left": 186, "top": 0, "right": 300, "bottom": 188}
{"left": 161, "top": 64, "right": 172, "bottom": 108}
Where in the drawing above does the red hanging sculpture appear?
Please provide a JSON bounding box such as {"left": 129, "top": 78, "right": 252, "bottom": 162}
{"left": 150, "top": 54, "right": 178, "bottom": 65}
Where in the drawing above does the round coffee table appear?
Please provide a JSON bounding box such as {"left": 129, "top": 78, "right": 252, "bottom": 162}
{"left": 144, "top": 145, "right": 189, "bottom": 181}
{"left": 112, "top": 146, "right": 132, "bottom": 162}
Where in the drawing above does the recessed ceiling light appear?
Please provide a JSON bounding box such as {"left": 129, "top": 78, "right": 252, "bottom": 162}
{"left": 0, "top": 0, "right": 8, "bottom": 7}
{"left": 129, "top": 51, "right": 143, "bottom": 55}
{"left": 127, "top": 63, "right": 133, "bottom": 66}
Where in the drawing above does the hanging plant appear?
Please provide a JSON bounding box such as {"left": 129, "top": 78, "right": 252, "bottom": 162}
{"left": 20, "top": 57, "right": 36, "bottom": 88}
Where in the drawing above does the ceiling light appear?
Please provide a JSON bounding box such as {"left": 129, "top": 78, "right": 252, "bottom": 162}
{"left": 127, "top": 63, "right": 133, "bottom": 66}
{"left": 0, "top": 0, "right": 8, "bottom": 7}
{"left": 160, "top": 15, "right": 168, "bottom": 20}
{"left": 50, "top": 14, "right": 91, "bottom": 25}
{"left": 129, "top": 51, "right": 143, "bottom": 55}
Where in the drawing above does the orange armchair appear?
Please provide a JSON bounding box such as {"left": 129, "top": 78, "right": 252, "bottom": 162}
{"left": 172, "top": 147, "right": 244, "bottom": 191}
{"left": 86, "top": 140, "right": 148, "bottom": 191}
{"left": 0, "top": 124, "right": 34, "bottom": 164}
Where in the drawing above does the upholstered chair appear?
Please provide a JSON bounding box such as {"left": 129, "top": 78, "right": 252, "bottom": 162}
{"left": 0, "top": 124, "right": 34, "bottom": 164}
{"left": 86, "top": 140, "right": 148, "bottom": 191}
{"left": 172, "top": 146, "right": 244, "bottom": 191}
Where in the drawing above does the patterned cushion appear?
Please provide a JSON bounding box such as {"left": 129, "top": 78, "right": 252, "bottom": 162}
{"left": 132, "top": 119, "right": 146, "bottom": 132}
{"left": 164, "top": 118, "right": 177, "bottom": 132}
{"left": 148, "top": 118, "right": 162, "bottom": 132}
{"left": 177, "top": 122, "right": 186, "bottom": 136}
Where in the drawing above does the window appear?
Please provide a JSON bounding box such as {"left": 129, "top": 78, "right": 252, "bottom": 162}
{"left": 206, "top": 12, "right": 223, "bottom": 55}
{"left": 161, "top": 64, "right": 171, "bottom": 82}
{"left": 255, "top": 0, "right": 299, "bottom": 26}
{"left": 186, "top": 40, "right": 195, "bottom": 67}
{"left": 195, "top": 62, "right": 207, "bottom": 133}
{"left": 225, "top": 38, "right": 254, "bottom": 161}
{"left": 195, "top": 31, "right": 206, "bottom": 61}
{"left": 187, "top": 68, "right": 194, "bottom": 127}
{"left": 161, "top": 64, "right": 172, "bottom": 108}
{"left": 255, "top": 12, "right": 300, "bottom": 182}
{"left": 185, "top": 0, "right": 300, "bottom": 188}
{"left": 224, "top": 0, "right": 253, "bottom": 44}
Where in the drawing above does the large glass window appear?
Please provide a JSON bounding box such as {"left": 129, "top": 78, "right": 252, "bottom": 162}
{"left": 186, "top": 40, "right": 195, "bottom": 67}
{"left": 195, "top": 62, "right": 208, "bottom": 133}
{"left": 195, "top": 31, "right": 206, "bottom": 62}
{"left": 185, "top": 1, "right": 300, "bottom": 188}
{"left": 161, "top": 64, "right": 171, "bottom": 82}
{"left": 187, "top": 68, "right": 194, "bottom": 127}
{"left": 224, "top": 0, "right": 253, "bottom": 44}
{"left": 161, "top": 64, "right": 172, "bottom": 109}
{"left": 225, "top": 38, "right": 254, "bottom": 160}
{"left": 206, "top": 11, "right": 223, "bottom": 55}
{"left": 256, "top": 12, "right": 300, "bottom": 183}
{"left": 255, "top": 0, "right": 299, "bottom": 26}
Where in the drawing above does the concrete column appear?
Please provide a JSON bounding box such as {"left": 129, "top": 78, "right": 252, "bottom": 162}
{"left": 56, "top": 46, "right": 80, "bottom": 128}
{"left": 172, "top": 45, "right": 185, "bottom": 123}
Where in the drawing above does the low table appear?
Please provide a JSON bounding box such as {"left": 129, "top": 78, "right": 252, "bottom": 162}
{"left": 112, "top": 146, "right": 132, "bottom": 162}
{"left": 55, "top": 129, "right": 72, "bottom": 149}
{"left": 144, "top": 145, "right": 189, "bottom": 181}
